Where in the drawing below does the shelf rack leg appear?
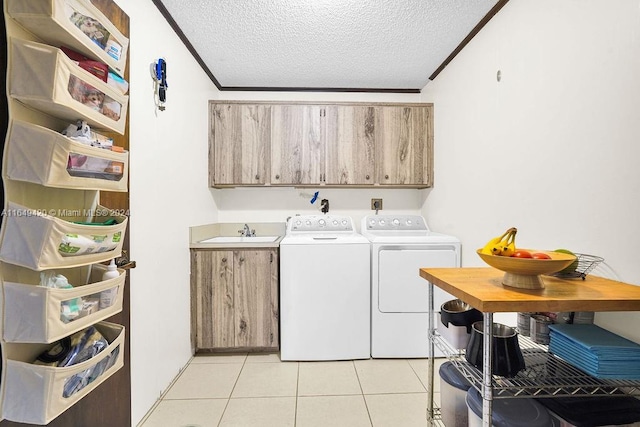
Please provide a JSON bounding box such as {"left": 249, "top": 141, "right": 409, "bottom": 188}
{"left": 427, "top": 280, "right": 435, "bottom": 425}
{"left": 482, "top": 312, "right": 493, "bottom": 427}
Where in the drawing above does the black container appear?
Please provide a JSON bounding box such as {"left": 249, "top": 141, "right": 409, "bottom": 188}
{"left": 440, "top": 299, "right": 484, "bottom": 333}
{"left": 465, "top": 321, "right": 525, "bottom": 377}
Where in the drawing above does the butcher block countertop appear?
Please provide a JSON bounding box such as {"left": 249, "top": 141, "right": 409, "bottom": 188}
{"left": 420, "top": 267, "right": 640, "bottom": 313}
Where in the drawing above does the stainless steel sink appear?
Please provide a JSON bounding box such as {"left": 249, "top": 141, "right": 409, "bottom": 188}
{"left": 199, "top": 236, "right": 279, "bottom": 244}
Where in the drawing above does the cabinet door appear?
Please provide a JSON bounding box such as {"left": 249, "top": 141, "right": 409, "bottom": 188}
{"left": 271, "top": 105, "right": 325, "bottom": 185}
{"left": 210, "top": 103, "right": 271, "bottom": 185}
{"left": 191, "top": 250, "right": 234, "bottom": 349}
{"left": 376, "top": 105, "right": 433, "bottom": 186}
{"left": 233, "top": 249, "right": 279, "bottom": 349}
{"left": 325, "top": 105, "right": 376, "bottom": 185}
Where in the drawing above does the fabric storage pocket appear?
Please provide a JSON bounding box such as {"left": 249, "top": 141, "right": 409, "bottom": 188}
{"left": 7, "top": 0, "right": 128, "bottom": 76}
{"left": 2, "top": 262, "right": 126, "bottom": 343}
{"left": 0, "top": 201, "right": 127, "bottom": 271}
{"left": 9, "top": 38, "right": 128, "bottom": 134}
{"left": 5, "top": 120, "right": 128, "bottom": 192}
{"left": 1, "top": 322, "right": 124, "bottom": 425}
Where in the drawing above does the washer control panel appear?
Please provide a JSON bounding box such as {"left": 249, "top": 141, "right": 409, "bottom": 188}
{"left": 364, "top": 215, "right": 428, "bottom": 231}
{"left": 288, "top": 215, "right": 354, "bottom": 233}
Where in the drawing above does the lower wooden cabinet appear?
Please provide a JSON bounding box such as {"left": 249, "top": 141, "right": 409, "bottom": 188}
{"left": 190, "top": 248, "right": 279, "bottom": 351}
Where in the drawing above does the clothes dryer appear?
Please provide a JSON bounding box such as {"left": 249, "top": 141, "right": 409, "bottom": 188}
{"left": 361, "top": 215, "right": 460, "bottom": 358}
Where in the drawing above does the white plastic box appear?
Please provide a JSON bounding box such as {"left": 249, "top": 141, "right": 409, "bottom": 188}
{"left": 5, "top": 120, "right": 128, "bottom": 192}
{"left": 437, "top": 312, "right": 473, "bottom": 349}
{"left": 9, "top": 38, "right": 128, "bottom": 134}
{"left": 439, "top": 361, "right": 472, "bottom": 427}
{"left": 1, "top": 321, "right": 125, "bottom": 425}
{"left": 2, "top": 262, "right": 126, "bottom": 343}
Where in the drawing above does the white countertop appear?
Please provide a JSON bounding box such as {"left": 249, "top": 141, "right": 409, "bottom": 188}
{"left": 189, "top": 222, "right": 286, "bottom": 249}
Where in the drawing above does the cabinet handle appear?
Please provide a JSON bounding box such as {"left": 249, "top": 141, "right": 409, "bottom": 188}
{"left": 365, "top": 174, "right": 370, "bottom": 180}
{"left": 239, "top": 257, "right": 245, "bottom": 262}
{"left": 221, "top": 258, "right": 227, "bottom": 262}
{"left": 385, "top": 174, "right": 389, "bottom": 179}
{"left": 275, "top": 174, "right": 280, "bottom": 180}
{"left": 255, "top": 174, "right": 260, "bottom": 180}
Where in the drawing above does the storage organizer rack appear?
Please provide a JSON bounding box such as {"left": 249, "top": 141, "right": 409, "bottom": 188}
{"left": 421, "top": 267, "right": 640, "bottom": 426}
{"left": 432, "top": 331, "right": 640, "bottom": 400}
{"left": 1, "top": 0, "right": 130, "bottom": 423}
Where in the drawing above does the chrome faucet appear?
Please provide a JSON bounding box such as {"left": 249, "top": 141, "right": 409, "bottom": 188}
{"left": 239, "top": 223, "right": 255, "bottom": 237}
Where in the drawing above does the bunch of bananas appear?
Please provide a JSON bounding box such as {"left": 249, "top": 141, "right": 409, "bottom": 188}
{"left": 481, "top": 227, "right": 518, "bottom": 256}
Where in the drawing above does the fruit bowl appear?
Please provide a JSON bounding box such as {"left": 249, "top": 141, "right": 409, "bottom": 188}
{"left": 477, "top": 249, "right": 577, "bottom": 289}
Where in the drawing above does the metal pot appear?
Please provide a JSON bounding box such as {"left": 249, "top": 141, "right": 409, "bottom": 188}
{"left": 465, "top": 321, "right": 525, "bottom": 377}
{"left": 440, "top": 299, "right": 483, "bottom": 334}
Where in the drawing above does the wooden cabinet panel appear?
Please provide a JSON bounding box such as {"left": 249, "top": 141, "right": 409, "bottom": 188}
{"left": 271, "top": 105, "right": 325, "bottom": 185}
{"left": 376, "top": 105, "right": 433, "bottom": 186}
{"left": 325, "top": 106, "right": 376, "bottom": 185}
{"left": 191, "top": 248, "right": 278, "bottom": 351}
{"left": 192, "top": 250, "right": 234, "bottom": 349}
{"left": 210, "top": 103, "right": 270, "bottom": 185}
{"left": 234, "top": 250, "right": 278, "bottom": 348}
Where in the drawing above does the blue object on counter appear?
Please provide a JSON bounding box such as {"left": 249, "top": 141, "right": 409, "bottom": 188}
{"left": 310, "top": 191, "right": 319, "bottom": 204}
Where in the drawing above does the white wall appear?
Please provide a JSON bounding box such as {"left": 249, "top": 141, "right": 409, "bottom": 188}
{"left": 114, "top": 0, "right": 640, "bottom": 423}
{"left": 112, "top": 1, "right": 219, "bottom": 424}
{"left": 421, "top": 0, "right": 640, "bottom": 339}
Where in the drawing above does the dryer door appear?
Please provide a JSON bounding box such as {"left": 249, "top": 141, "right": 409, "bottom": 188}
{"left": 378, "top": 246, "right": 458, "bottom": 313}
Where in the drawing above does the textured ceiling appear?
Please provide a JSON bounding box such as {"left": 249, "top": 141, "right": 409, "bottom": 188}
{"left": 155, "top": 0, "right": 503, "bottom": 92}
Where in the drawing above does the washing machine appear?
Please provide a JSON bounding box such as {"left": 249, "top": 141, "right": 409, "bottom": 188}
{"left": 361, "top": 215, "right": 461, "bottom": 358}
{"left": 280, "top": 215, "right": 370, "bottom": 361}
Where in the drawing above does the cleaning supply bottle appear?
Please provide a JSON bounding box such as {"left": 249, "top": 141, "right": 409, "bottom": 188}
{"left": 99, "top": 259, "right": 119, "bottom": 309}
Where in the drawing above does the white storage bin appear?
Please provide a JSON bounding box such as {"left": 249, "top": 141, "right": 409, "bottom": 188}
{"left": 1, "top": 321, "right": 124, "bottom": 425}
{"left": 439, "top": 361, "right": 472, "bottom": 427}
{"left": 2, "top": 262, "right": 126, "bottom": 343}
{"left": 9, "top": 38, "right": 128, "bottom": 134}
{"left": 0, "top": 201, "right": 127, "bottom": 270}
{"left": 437, "top": 312, "right": 473, "bottom": 349}
{"left": 7, "top": 0, "right": 128, "bottom": 76}
{"left": 5, "top": 120, "right": 128, "bottom": 192}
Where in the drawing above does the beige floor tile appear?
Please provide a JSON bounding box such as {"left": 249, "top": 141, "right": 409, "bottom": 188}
{"left": 219, "top": 397, "right": 296, "bottom": 427}
{"left": 298, "top": 361, "right": 361, "bottom": 396}
{"left": 190, "top": 353, "right": 247, "bottom": 364}
{"left": 355, "top": 359, "right": 426, "bottom": 394}
{"left": 231, "top": 362, "right": 298, "bottom": 397}
{"left": 296, "top": 395, "right": 372, "bottom": 427}
{"left": 245, "top": 352, "right": 282, "bottom": 363}
{"left": 139, "top": 398, "right": 227, "bottom": 427}
{"left": 365, "top": 393, "right": 429, "bottom": 427}
{"left": 407, "top": 357, "right": 448, "bottom": 392}
{"left": 164, "top": 363, "right": 243, "bottom": 399}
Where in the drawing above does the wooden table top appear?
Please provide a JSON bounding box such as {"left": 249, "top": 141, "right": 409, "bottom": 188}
{"left": 420, "top": 267, "right": 640, "bottom": 313}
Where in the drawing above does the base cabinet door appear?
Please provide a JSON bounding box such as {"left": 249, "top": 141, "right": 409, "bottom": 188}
{"left": 191, "top": 249, "right": 279, "bottom": 351}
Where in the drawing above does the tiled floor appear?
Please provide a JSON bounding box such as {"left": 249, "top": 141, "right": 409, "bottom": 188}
{"left": 138, "top": 353, "right": 446, "bottom": 427}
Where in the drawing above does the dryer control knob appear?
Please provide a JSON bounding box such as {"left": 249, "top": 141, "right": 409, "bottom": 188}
{"left": 318, "top": 219, "right": 326, "bottom": 227}
{"left": 341, "top": 220, "right": 348, "bottom": 226}
{"left": 392, "top": 218, "right": 400, "bottom": 226}
{"left": 305, "top": 220, "right": 311, "bottom": 226}
{"left": 295, "top": 220, "right": 302, "bottom": 226}
{"left": 333, "top": 220, "right": 339, "bottom": 226}
{"left": 380, "top": 219, "right": 386, "bottom": 225}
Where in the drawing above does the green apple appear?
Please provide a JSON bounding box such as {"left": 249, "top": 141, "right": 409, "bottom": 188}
{"left": 554, "top": 249, "right": 579, "bottom": 274}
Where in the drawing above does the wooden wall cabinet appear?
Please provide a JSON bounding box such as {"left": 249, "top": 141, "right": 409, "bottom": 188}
{"left": 376, "top": 105, "right": 433, "bottom": 186}
{"left": 209, "top": 101, "right": 433, "bottom": 188}
{"left": 191, "top": 248, "right": 279, "bottom": 351}
{"left": 210, "top": 103, "right": 271, "bottom": 186}
{"left": 270, "top": 104, "right": 325, "bottom": 185}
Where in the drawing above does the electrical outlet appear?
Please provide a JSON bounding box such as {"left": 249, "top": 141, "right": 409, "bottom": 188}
{"left": 371, "top": 198, "right": 383, "bottom": 210}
